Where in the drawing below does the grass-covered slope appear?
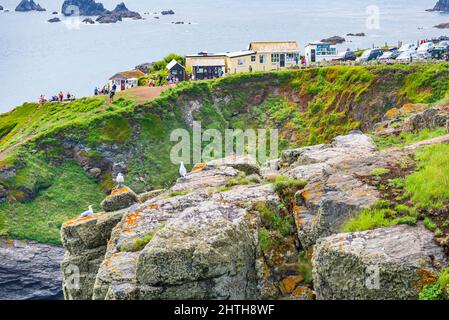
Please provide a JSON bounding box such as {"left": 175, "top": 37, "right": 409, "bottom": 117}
{"left": 1, "top": 63, "right": 449, "bottom": 244}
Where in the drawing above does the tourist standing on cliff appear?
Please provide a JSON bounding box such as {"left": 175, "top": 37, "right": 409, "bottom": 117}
{"left": 58, "top": 91, "right": 63, "bottom": 102}
{"left": 110, "top": 84, "right": 116, "bottom": 102}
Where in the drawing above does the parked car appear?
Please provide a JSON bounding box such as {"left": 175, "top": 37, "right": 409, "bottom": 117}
{"left": 431, "top": 47, "right": 448, "bottom": 59}
{"left": 437, "top": 40, "right": 449, "bottom": 50}
{"left": 398, "top": 43, "right": 417, "bottom": 52}
{"left": 378, "top": 49, "right": 400, "bottom": 61}
{"left": 396, "top": 50, "right": 417, "bottom": 62}
{"left": 417, "top": 42, "right": 435, "bottom": 53}
{"left": 415, "top": 51, "right": 432, "bottom": 60}
{"left": 357, "top": 48, "right": 383, "bottom": 61}
{"left": 333, "top": 50, "right": 357, "bottom": 61}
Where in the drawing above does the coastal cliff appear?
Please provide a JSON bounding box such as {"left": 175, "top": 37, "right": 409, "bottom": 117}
{"left": 1, "top": 64, "right": 449, "bottom": 299}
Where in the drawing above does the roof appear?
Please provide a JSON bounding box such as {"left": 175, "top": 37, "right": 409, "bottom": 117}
{"left": 109, "top": 70, "right": 145, "bottom": 80}
{"left": 186, "top": 52, "right": 227, "bottom": 58}
{"left": 249, "top": 41, "right": 299, "bottom": 53}
{"left": 166, "top": 59, "right": 185, "bottom": 70}
{"left": 226, "top": 50, "right": 256, "bottom": 58}
{"left": 189, "top": 58, "right": 226, "bottom": 67}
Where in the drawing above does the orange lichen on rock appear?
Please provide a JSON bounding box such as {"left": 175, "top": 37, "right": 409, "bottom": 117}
{"left": 110, "top": 187, "right": 130, "bottom": 197}
{"left": 385, "top": 108, "right": 400, "bottom": 119}
{"left": 122, "top": 211, "right": 143, "bottom": 232}
{"left": 280, "top": 275, "right": 304, "bottom": 294}
{"left": 416, "top": 268, "right": 437, "bottom": 291}
{"left": 62, "top": 215, "right": 96, "bottom": 228}
{"left": 192, "top": 163, "right": 207, "bottom": 172}
{"left": 291, "top": 286, "right": 315, "bottom": 300}
{"left": 147, "top": 203, "right": 160, "bottom": 210}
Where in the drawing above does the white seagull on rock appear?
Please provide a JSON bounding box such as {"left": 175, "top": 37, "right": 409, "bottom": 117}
{"left": 79, "top": 205, "right": 94, "bottom": 218}
{"left": 179, "top": 161, "right": 187, "bottom": 178}
{"left": 115, "top": 172, "right": 125, "bottom": 188}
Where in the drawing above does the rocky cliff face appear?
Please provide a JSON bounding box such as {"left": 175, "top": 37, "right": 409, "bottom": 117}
{"left": 61, "top": 129, "right": 449, "bottom": 300}
{"left": 0, "top": 239, "right": 64, "bottom": 299}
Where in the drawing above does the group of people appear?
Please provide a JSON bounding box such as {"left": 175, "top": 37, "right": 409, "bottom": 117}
{"left": 94, "top": 84, "right": 117, "bottom": 102}
{"left": 38, "top": 91, "right": 75, "bottom": 104}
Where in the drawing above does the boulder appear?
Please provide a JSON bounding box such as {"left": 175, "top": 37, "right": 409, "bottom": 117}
{"left": 60, "top": 209, "right": 126, "bottom": 299}
{"left": 48, "top": 17, "right": 61, "bottom": 23}
{"left": 100, "top": 186, "right": 138, "bottom": 212}
{"left": 312, "top": 224, "right": 448, "bottom": 300}
{"left": 61, "top": 0, "right": 107, "bottom": 16}
{"left": 0, "top": 239, "right": 64, "bottom": 300}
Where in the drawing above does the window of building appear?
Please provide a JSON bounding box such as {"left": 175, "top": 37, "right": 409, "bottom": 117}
{"left": 259, "top": 54, "right": 266, "bottom": 63}
{"left": 271, "top": 53, "right": 280, "bottom": 63}
{"left": 251, "top": 55, "right": 256, "bottom": 62}
{"left": 238, "top": 58, "right": 245, "bottom": 66}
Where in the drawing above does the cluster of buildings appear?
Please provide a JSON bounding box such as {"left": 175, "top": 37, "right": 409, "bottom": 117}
{"left": 109, "top": 40, "right": 341, "bottom": 91}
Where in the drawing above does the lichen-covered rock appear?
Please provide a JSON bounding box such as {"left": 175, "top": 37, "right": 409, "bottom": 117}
{"left": 101, "top": 187, "right": 138, "bottom": 212}
{"left": 281, "top": 132, "right": 386, "bottom": 248}
{"left": 312, "top": 224, "right": 448, "bottom": 300}
{"left": 60, "top": 209, "right": 126, "bottom": 299}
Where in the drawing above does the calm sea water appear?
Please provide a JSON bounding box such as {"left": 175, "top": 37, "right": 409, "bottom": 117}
{"left": 0, "top": 0, "right": 449, "bottom": 112}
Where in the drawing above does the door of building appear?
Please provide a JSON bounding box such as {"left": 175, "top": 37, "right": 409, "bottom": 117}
{"left": 311, "top": 49, "right": 316, "bottom": 62}
{"left": 280, "top": 54, "right": 286, "bottom": 67}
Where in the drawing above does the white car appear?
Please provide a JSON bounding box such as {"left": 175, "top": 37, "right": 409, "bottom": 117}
{"left": 398, "top": 43, "right": 416, "bottom": 52}
{"left": 417, "top": 42, "right": 434, "bottom": 53}
{"left": 437, "top": 40, "right": 449, "bottom": 49}
{"left": 396, "top": 50, "right": 417, "bottom": 62}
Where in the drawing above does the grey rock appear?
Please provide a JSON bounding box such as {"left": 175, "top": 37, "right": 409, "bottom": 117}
{"left": 48, "top": 17, "right": 61, "bottom": 23}
{"left": 60, "top": 209, "right": 126, "bottom": 299}
{"left": 101, "top": 187, "right": 138, "bottom": 212}
{"left": 312, "top": 224, "right": 448, "bottom": 300}
{"left": 0, "top": 239, "right": 64, "bottom": 300}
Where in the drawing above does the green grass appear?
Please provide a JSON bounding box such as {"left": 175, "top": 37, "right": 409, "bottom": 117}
{"left": 370, "top": 168, "right": 390, "bottom": 177}
{"left": 373, "top": 127, "right": 448, "bottom": 150}
{"left": 0, "top": 161, "right": 104, "bottom": 244}
{"left": 405, "top": 144, "right": 449, "bottom": 209}
{"left": 420, "top": 267, "right": 449, "bottom": 300}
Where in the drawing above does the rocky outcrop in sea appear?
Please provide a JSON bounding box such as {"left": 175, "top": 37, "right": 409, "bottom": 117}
{"left": 96, "top": 3, "right": 142, "bottom": 23}
{"left": 15, "top": 0, "right": 45, "bottom": 12}
{"left": 0, "top": 5, "right": 4, "bottom": 11}
{"left": 61, "top": 0, "right": 107, "bottom": 16}
{"left": 321, "top": 36, "right": 346, "bottom": 45}
{"left": 430, "top": 0, "right": 449, "bottom": 11}
{"left": 48, "top": 17, "right": 61, "bottom": 23}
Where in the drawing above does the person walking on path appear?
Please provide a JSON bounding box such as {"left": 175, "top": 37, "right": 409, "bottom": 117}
{"left": 109, "top": 83, "right": 117, "bottom": 103}
{"left": 58, "top": 91, "right": 64, "bottom": 102}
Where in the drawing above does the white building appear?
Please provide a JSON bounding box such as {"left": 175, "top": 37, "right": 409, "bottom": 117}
{"left": 109, "top": 70, "right": 145, "bottom": 92}
{"left": 304, "top": 42, "right": 339, "bottom": 64}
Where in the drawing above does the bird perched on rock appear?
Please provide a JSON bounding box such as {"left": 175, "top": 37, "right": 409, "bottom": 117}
{"left": 179, "top": 161, "right": 187, "bottom": 178}
{"left": 115, "top": 173, "right": 125, "bottom": 188}
{"left": 79, "top": 205, "right": 94, "bottom": 218}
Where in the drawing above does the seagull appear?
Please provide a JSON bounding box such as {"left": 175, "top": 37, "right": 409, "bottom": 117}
{"left": 79, "top": 205, "right": 94, "bottom": 218}
{"left": 115, "top": 172, "right": 125, "bottom": 188}
{"left": 179, "top": 161, "right": 187, "bottom": 178}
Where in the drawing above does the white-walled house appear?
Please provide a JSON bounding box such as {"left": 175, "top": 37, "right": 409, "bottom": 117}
{"left": 109, "top": 70, "right": 145, "bottom": 92}
{"left": 304, "top": 42, "right": 339, "bottom": 63}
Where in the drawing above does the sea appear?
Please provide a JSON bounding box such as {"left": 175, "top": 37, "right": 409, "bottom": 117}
{"left": 1, "top": 0, "right": 449, "bottom": 112}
